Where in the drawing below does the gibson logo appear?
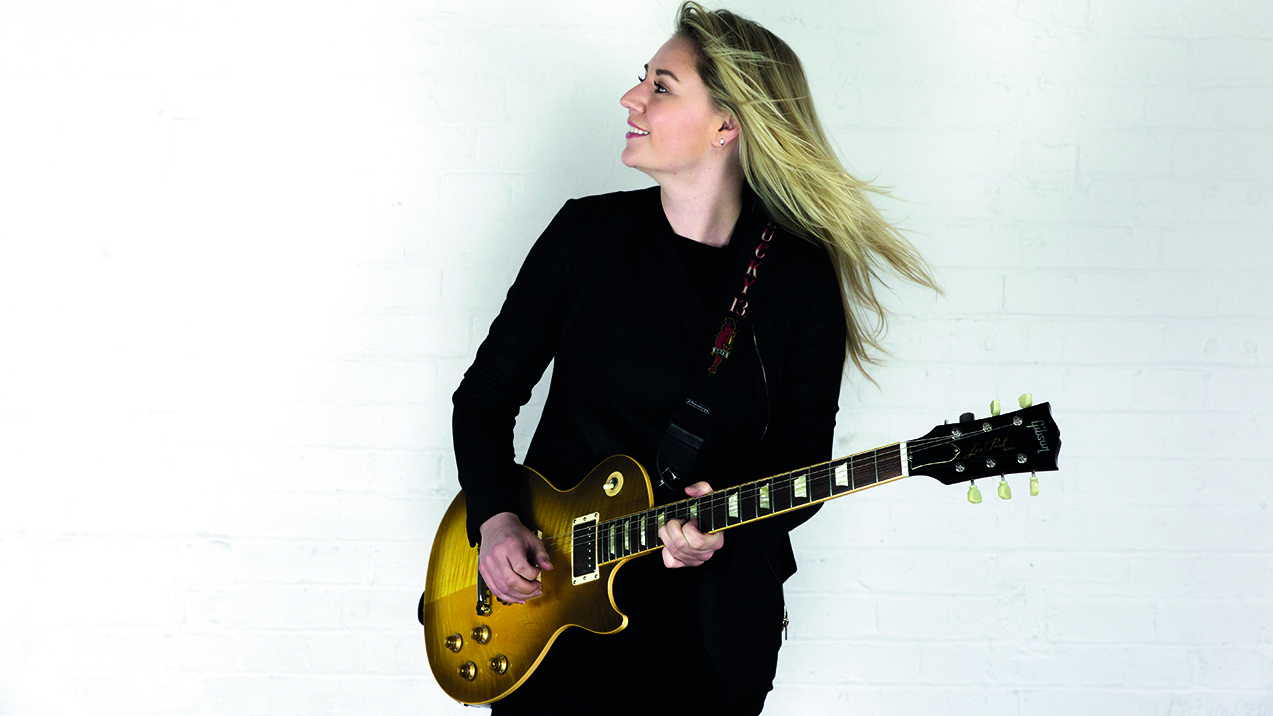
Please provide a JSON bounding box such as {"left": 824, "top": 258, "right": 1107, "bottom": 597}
{"left": 1031, "top": 420, "right": 1051, "bottom": 453}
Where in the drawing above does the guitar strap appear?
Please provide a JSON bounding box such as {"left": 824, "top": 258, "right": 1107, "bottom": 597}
{"left": 656, "top": 218, "right": 779, "bottom": 495}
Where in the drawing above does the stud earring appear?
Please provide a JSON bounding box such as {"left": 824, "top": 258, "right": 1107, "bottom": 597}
{"left": 719, "top": 138, "right": 726, "bottom": 146}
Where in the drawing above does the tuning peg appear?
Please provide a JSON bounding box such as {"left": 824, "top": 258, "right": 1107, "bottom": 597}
{"left": 998, "top": 476, "right": 1012, "bottom": 500}
{"left": 991, "top": 399, "right": 1001, "bottom": 416}
{"left": 1030, "top": 472, "right": 1039, "bottom": 496}
{"left": 960, "top": 412, "right": 975, "bottom": 423}
{"left": 967, "top": 481, "right": 983, "bottom": 504}
{"left": 1019, "top": 393, "right": 1033, "bottom": 409}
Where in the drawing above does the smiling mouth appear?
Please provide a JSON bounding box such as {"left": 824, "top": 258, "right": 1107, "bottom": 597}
{"left": 626, "top": 126, "right": 649, "bottom": 138}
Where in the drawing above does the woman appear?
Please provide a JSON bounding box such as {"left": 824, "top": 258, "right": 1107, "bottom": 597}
{"left": 451, "top": 3, "right": 937, "bottom": 713}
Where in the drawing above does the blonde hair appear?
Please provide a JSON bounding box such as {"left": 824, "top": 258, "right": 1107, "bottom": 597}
{"left": 675, "top": 2, "right": 939, "bottom": 378}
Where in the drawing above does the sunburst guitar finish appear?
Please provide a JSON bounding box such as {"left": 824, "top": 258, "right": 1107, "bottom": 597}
{"left": 422, "top": 455, "right": 652, "bottom": 705}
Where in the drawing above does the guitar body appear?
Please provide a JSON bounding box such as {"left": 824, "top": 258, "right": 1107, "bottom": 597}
{"left": 422, "top": 455, "right": 654, "bottom": 705}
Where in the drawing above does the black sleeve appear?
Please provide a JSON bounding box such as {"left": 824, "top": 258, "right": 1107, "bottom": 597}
{"left": 451, "top": 201, "right": 578, "bottom": 546}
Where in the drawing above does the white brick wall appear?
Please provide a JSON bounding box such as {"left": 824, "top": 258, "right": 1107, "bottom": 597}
{"left": 1, "top": 1, "right": 1269, "bottom": 714}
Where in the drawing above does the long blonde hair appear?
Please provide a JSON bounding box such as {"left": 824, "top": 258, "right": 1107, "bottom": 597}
{"left": 675, "top": 2, "right": 939, "bottom": 377}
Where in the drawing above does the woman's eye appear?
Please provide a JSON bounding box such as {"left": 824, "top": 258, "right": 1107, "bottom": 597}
{"left": 637, "top": 75, "right": 668, "bottom": 94}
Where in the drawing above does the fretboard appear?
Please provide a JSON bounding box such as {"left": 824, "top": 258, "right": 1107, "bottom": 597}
{"left": 591, "top": 442, "right": 909, "bottom": 563}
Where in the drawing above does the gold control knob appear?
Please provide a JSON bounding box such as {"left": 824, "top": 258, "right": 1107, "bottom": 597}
{"left": 458, "top": 662, "right": 477, "bottom": 681}
{"left": 489, "top": 655, "right": 509, "bottom": 675}
{"left": 471, "top": 625, "right": 491, "bottom": 644}
{"left": 444, "top": 634, "right": 463, "bottom": 653}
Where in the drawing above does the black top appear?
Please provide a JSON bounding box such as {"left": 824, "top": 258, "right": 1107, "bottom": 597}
{"left": 453, "top": 186, "right": 846, "bottom": 567}
{"left": 452, "top": 186, "right": 848, "bottom": 712}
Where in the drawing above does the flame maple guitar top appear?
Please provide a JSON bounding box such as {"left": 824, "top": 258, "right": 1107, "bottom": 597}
{"left": 422, "top": 455, "right": 654, "bottom": 705}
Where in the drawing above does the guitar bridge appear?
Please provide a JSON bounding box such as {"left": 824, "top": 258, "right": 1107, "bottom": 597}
{"left": 571, "top": 512, "right": 600, "bottom": 586}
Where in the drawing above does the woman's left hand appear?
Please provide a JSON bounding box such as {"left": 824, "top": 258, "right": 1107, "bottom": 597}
{"left": 659, "top": 481, "right": 725, "bottom": 568}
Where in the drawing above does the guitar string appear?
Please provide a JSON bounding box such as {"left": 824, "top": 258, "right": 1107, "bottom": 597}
{"left": 533, "top": 444, "right": 906, "bottom": 554}
{"left": 536, "top": 461, "right": 895, "bottom": 561}
{"left": 534, "top": 427, "right": 966, "bottom": 553}
{"left": 533, "top": 428, "right": 1014, "bottom": 555}
{"left": 532, "top": 418, "right": 1039, "bottom": 555}
{"left": 532, "top": 425, "right": 998, "bottom": 555}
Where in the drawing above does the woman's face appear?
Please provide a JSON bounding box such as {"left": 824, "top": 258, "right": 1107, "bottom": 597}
{"left": 620, "top": 36, "right": 731, "bottom": 180}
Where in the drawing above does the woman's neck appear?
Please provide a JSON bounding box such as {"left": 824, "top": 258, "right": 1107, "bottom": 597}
{"left": 658, "top": 174, "right": 745, "bottom": 248}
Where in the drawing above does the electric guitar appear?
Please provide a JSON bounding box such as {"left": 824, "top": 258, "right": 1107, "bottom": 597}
{"left": 421, "top": 397, "right": 1061, "bottom": 704}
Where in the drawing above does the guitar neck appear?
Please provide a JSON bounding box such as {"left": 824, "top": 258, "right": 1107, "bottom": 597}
{"left": 594, "top": 443, "right": 908, "bottom": 563}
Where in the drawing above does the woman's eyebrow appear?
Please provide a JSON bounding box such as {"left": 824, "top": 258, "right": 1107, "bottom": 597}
{"left": 643, "top": 63, "right": 681, "bottom": 83}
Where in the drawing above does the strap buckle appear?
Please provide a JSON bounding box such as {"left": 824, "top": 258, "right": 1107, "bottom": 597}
{"left": 656, "top": 422, "right": 705, "bottom": 492}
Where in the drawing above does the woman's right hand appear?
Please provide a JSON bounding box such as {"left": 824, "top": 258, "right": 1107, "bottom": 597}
{"left": 478, "top": 511, "right": 554, "bottom": 604}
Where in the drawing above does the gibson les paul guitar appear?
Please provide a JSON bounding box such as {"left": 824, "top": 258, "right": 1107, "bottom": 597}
{"left": 422, "top": 397, "right": 1061, "bottom": 705}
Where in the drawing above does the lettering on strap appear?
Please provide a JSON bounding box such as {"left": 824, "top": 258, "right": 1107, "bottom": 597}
{"left": 720, "top": 224, "right": 776, "bottom": 348}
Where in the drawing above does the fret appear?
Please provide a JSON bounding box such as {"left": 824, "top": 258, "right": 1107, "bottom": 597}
{"left": 667, "top": 502, "right": 688, "bottom": 535}
{"left": 661, "top": 505, "right": 676, "bottom": 529}
{"left": 855, "top": 455, "right": 875, "bottom": 489}
{"left": 834, "top": 461, "right": 849, "bottom": 493}
{"left": 603, "top": 519, "right": 618, "bottom": 559}
{"left": 614, "top": 518, "right": 624, "bottom": 559}
{"left": 632, "top": 516, "right": 643, "bottom": 553}
{"left": 708, "top": 491, "right": 729, "bottom": 530}
{"left": 882, "top": 448, "right": 899, "bottom": 479}
{"left": 791, "top": 470, "right": 810, "bottom": 507}
{"left": 605, "top": 519, "right": 617, "bottom": 559}
{"left": 772, "top": 475, "right": 793, "bottom": 512}
{"left": 885, "top": 444, "right": 904, "bottom": 479}
{"left": 877, "top": 446, "right": 895, "bottom": 480}
{"left": 758, "top": 481, "right": 772, "bottom": 514}
{"left": 698, "top": 495, "right": 714, "bottom": 533}
{"left": 810, "top": 467, "right": 831, "bottom": 501}
{"left": 727, "top": 490, "right": 740, "bottom": 525}
{"left": 740, "top": 483, "right": 758, "bottom": 522}
{"left": 664, "top": 504, "right": 683, "bottom": 529}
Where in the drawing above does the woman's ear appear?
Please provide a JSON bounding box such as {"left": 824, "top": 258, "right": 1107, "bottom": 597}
{"left": 716, "top": 115, "right": 740, "bottom": 146}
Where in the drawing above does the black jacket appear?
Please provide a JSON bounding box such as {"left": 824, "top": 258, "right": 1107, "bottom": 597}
{"left": 451, "top": 186, "right": 846, "bottom": 709}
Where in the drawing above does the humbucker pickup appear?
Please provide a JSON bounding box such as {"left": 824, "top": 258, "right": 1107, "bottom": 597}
{"left": 571, "top": 512, "right": 600, "bottom": 585}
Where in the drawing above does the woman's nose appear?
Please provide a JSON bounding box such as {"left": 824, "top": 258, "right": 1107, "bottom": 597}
{"left": 620, "top": 83, "right": 644, "bottom": 111}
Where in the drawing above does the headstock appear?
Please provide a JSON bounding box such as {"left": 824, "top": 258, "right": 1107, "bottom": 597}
{"left": 907, "top": 395, "right": 1061, "bottom": 498}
